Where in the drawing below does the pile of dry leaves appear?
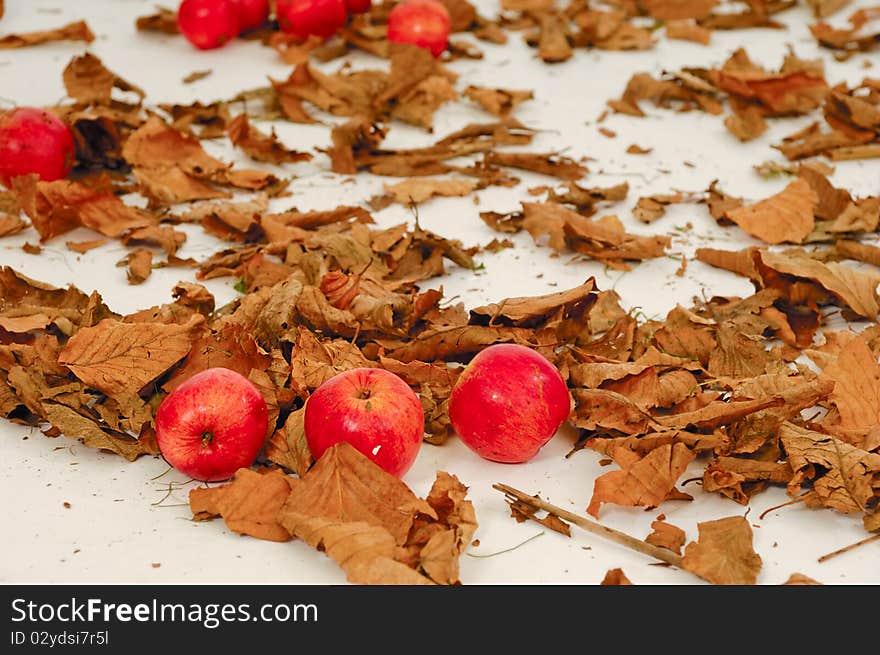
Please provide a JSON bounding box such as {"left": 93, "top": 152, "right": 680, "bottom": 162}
{"left": 1, "top": 0, "right": 878, "bottom": 585}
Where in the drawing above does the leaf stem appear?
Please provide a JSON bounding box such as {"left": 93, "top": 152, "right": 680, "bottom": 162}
{"left": 466, "top": 531, "right": 545, "bottom": 558}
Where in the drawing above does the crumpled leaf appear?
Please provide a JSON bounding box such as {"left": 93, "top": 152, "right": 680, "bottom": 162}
{"left": 135, "top": 7, "right": 179, "bottom": 34}
{"left": 784, "top": 573, "right": 823, "bottom": 584}
{"left": 277, "top": 444, "right": 476, "bottom": 585}
{"left": 820, "top": 333, "right": 880, "bottom": 448}
{"left": 14, "top": 175, "right": 155, "bottom": 242}
{"left": 0, "top": 213, "right": 26, "bottom": 238}
{"left": 469, "top": 278, "right": 596, "bottom": 328}
{"left": 278, "top": 441, "right": 435, "bottom": 546}
{"left": 163, "top": 323, "right": 270, "bottom": 394}
{"left": 521, "top": 201, "right": 670, "bottom": 268}
{"left": 58, "top": 314, "right": 203, "bottom": 398}
{"left": 121, "top": 248, "right": 153, "bottom": 285}
{"left": 464, "top": 86, "right": 534, "bottom": 116}
{"left": 758, "top": 248, "right": 880, "bottom": 319}
{"left": 288, "top": 328, "right": 372, "bottom": 397}
{"left": 63, "top": 53, "right": 145, "bottom": 106}
{"left": 645, "top": 518, "right": 687, "bottom": 555}
{"left": 681, "top": 516, "right": 763, "bottom": 584}
{"left": 42, "top": 401, "right": 157, "bottom": 462}
{"left": 122, "top": 117, "right": 277, "bottom": 205}
{"left": 780, "top": 422, "right": 880, "bottom": 514}
{"left": 226, "top": 114, "right": 313, "bottom": 165}
{"left": 190, "top": 468, "right": 298, "bottom": 542}
{"left": 264, "top": 406, "right": 313, "bottom": 477}
{"left": 586, "top": 443, "right": 696, "bottom": 517}
{"left": 0, "top": 20, "right": 94, "bottom": 49}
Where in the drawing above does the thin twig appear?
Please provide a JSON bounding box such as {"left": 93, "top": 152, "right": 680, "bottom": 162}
{"left": 758, "top": 493, "right": 807, "bottom": 521}
{"left": 818, "top": 533, "right": 880, "bottom": 563}
{"left": 492, "top": 483, "right": 684, "bottom": 569}
{"left": 466, "top": 532, "right": 545, "bottom": 558}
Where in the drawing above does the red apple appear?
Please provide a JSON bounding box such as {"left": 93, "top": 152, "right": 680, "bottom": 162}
{"left": 276, "top": 0, "right": 348, "bottom": 41}
{"left": 387, "top": 0, "right": 450, "bottom": 58}
{"left": 345, "top": 0, "right": 372, "bottom": 13}
{"left": 177, "top": 0, "right": 241, "bottom": 50}
{"left": 0, "top": 107, "right": 76, "bottom": 187}
{"left": 448, "top": 344, "right": 571, "bottom": 463}
{"left": 304, "top": 368, "right": 424, "bottom": 478}
{"left": 230, "top": 0, "right": 271, "bottom": 33}
{"left": 155, "top": 367, "right": 269, "bottom": 481}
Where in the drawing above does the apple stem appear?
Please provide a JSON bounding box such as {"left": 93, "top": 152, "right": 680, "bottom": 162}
{"left": 201, "top": 431, "right": 214, "bottom": 446}
{"left": 492, "top": 483, "right": 686, "bottom": 570}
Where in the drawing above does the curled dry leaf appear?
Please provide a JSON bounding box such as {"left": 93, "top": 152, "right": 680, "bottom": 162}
{"left": 819, "top": 333, "right": 880, "bottom": 449}
{"left": 264, "top": 406, "right": 313, "bottom": 477}
{"left": 469, "top": 278, "right": 596, "bottom": 328}
{"left": 277, "top": 443, "right": 477, "bottom": 584}
{"left": 0, "top": 213, "right": 26, "bottom": 238}
{"left": 465, "top": 86, "right": 534, "bottom": 116}
{"left": 135, "top": 7, "right": 179, "bottom": 34}
{"left": 0, "top": 20, "right": 94, "bottom": 49}
{"left": 190, "top": 468, "right": 299, "bottom": 542}
{"left": 681, "top": 516, "right": 763, "bottom": 584}
{"left": 780, "top": 422, "right": 880, "bottom": 515}
{"left": 63, "top": 53, "right": 145, "bottom": 106}
{"left": 665, "top": 19, "right": 712, "bottom": 44}
{"left": 278, "top": 441, "right": 435, "bottom": 546}
{"left": 14, "top": 175, "right": 155, "bottom": 242}
{"left": 123, "top": 248, "right": 153, "bottom": 285}
{"left": 645, "top": 518, "right": 687, "bottom": 555}
{"left": 226, "top": 115, "right": 313, "bottom": 165}
{"left": 586, "top": 443, "right": 696, "bottom": 517}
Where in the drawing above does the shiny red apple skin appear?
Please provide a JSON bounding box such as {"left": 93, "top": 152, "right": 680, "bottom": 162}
{"left": 155, "top": 367, "right": 269, "bottom": 482}
{"left": 448, "top": 344, "right": 571, "bottom": 463}
{"left": 386, "top": 0, "right": 450, "bottom": 58}
{"left": 276, "top": 0, "right": 348, "bottom": 40}
{"left": 344, "top": 0, "right": 372, "bottom": 13}
{"left": 177, "top": 0, "right": 241, "bottom": 50}
{"left": 304, "top": 368, "right": 424, "bottom": 478}
{"left": 0, "top": 107, "right": 76, "bottom": 187}
{"left": 230, "top": 0, "right": 271, "bottom": 32}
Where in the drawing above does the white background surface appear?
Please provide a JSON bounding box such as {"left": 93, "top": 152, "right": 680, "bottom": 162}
{"left": 1, "top": 0, "right": 878, "bottom": 585}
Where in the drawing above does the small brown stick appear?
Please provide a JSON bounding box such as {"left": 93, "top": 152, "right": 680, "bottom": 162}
{"left": 758, "top": 493, "right": 806, "bottom": 520}
{"left": 817, "top": 533, "right": 880, "bottom": 563}
{"left": 493, "top": 483, "right": 684, "bottom": 568}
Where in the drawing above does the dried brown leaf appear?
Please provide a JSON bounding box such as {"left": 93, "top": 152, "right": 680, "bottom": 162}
{"left": 59, "top": 315, "right": 202, "bottom": 398}
{"left": 681, "top": 516, "right": 762, "bottom": 584}
{"left": 586, "top": 443, "right": 696, "bottom": 517}
{"left": 0, "top": 20, "right": 94, "bottom": 49}
{"left": 189, "top": 468, "right": 299, "bottom": 542}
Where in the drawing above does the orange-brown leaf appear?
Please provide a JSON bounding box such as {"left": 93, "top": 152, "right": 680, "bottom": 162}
{"left": 58, "top": 315, "right": 203, "bottom": 398}
{"left": 278, "top": 442, "right": 435, "bottom": 546}
{"left": 189, "top": 468, "right": 299, "bottom": 542}
{"left": 681, "top": 516, "right": 762, "bottom": 584}
{"left": 586, "top": 442, "right": 696, "bottom": 517}
{"left": 726, "top": 179, "right": 817, "bottom": 244}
